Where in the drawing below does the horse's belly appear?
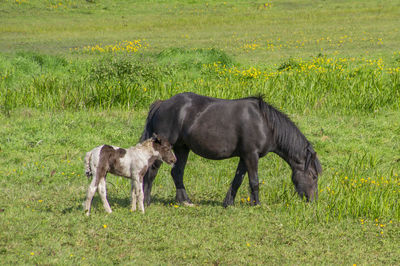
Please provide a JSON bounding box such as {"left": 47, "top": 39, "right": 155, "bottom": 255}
{"left": 184, "top": 135, "right": 238, "bottom": 160}
{"left": 190, "top": 147, "right": 235, "bottom": 160}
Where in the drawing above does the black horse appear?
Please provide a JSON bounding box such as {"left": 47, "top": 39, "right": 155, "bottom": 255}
{"left": 140, "top": 92, "right": 322, "bottom": 207}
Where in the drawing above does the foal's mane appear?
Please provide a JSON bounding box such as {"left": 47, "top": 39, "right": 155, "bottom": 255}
{"left": 248, "top": 96, "right": 310, "bottom": 160}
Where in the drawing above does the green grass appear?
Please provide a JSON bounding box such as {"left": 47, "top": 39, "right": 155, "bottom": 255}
{"left": 1, "top": 0, "right": 400, "bottom": 264}
{"left": 1, "top": 0, "right": 400, "bottom": 64}
{"left": 0, "top": 110, "right": 399, "bottom": 264}
{"left": 1, "top": 50, "right": 399, "bottom": 113}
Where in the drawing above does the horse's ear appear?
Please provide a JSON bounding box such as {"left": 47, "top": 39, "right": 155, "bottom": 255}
{"left": 304, "top": 146, "right": 316, "bottom": 171}
{"left": 304, "top": 150, "right": 312, "bottom": 171}
{"left": 314, "top": 155, "right": 322, "bottom": 174}
{"left": 305, "top": 146, "right": 322, "bottom": 174}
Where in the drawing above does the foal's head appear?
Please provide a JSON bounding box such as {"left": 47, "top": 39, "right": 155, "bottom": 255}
{"left": 151, "top": 134, "right": 176, "bottom": 165}
{"left": 291, "top": 146, "right": 322, "bottom": 202}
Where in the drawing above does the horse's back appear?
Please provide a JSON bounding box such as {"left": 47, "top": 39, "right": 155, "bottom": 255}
{"left": 148, "top": 93, "right": 270, "bottom": 159}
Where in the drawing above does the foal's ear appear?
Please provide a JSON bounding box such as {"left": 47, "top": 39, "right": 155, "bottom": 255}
{"left": 151, "top": 133, "right": 161, "bottom": 144}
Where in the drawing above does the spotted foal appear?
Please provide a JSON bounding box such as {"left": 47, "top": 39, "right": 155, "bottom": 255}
{"left": 83, "top": 134, "right": 176, "bottom": 215}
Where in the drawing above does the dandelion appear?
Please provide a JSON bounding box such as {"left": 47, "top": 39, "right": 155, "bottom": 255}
{"left": 246, "top": 242, "right": 251, "bottom": 247}
{"left": 103, "top": 224, "right": 107, "bottom": 229}
{"left": 30, "top": 252, "right": 34, "bottom": 256}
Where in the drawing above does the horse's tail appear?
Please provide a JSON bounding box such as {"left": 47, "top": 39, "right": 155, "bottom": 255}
{"left": 140, "top": 100, "right": 163, "bottom": 142}
{"left": 84, "top": 151, "right": 93, "bottom": 179}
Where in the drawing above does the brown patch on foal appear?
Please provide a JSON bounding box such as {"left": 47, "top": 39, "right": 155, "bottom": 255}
{"left": 98, "top": 145, "right": 127, "bottom": 180}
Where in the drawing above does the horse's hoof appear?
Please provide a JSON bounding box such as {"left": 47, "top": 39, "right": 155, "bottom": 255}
{"left": 222, "top": 198, "right": 234, "bottom": 208}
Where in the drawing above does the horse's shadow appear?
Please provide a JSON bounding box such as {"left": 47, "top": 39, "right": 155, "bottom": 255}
{"left": 109, "top": 195, "right": 222, "bottom": 207}
{"left": 62, "top": 195, "right": 222, "bottom": 214}
{"left": 151, "top": 195, "right": 222, "bottom": 207}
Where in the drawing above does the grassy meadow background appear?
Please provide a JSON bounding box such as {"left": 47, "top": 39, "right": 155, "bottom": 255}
{"left": 1, "top": 0, "right": 400, "bottom": 264}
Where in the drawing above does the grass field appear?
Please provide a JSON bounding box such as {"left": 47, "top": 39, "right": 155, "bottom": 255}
{"left": 1, "top": 0, "right": 400, "bottom": 264}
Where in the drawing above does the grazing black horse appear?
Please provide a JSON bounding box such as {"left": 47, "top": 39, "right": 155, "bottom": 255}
{"left": 140, "top": 92, "right": 322, "bottom": 207}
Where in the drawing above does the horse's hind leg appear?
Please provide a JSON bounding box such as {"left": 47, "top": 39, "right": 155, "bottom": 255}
{"left": 244, "top": 153, "right": 260, "bottom": 206}
{"left": 223, "top": 159, "right": 247, "bottom": 207}
{"left": 171, "top": 147, "right": 192, "bottom": 205}
{"left": 143, "top": 159, "right": 162, "bottom": 206}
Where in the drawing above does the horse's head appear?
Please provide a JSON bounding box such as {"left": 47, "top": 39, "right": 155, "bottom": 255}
{"left": 151, "top": 133, "right": 177, "bottom": 165}
{"left": 292, "top": 146, "right": 322, "bottom": 202}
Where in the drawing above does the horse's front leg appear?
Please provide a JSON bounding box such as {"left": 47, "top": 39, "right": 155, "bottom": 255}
{"left": 244, "top": 153, "right": 260, "bottom": 206}
{"left": 171, "top": 147, "right": 192, "bottom": 205}
{"left": 143, "top": 159, "right": 162, "bottom": 206}
{"left": 223, "top": 159, "right": 247, "bottom": 207}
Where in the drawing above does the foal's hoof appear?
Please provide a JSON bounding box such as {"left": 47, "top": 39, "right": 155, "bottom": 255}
{"left": 183, "top": 201, "right": 195, "bottom": 207}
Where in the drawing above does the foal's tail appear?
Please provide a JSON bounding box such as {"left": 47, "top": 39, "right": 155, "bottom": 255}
{"left": 84, "top": 151, "right": 93, "bottom": 179}
{"left": 139, "top": 100, "right": 163, "bottom": 142}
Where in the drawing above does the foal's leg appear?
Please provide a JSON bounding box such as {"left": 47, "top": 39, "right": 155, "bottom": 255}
{"left": 143, "top": 159, "right": 162, "bottom": 206}
{"left": 223, "top": 158, "right": 247, "bottom": 207}
{"left": 98, "top": 176, "right": 112, "bottom": 213}
{"left": 171, "top": 147, "right": 192, "bottom": 205}
{"left": 244, "top": 153, "right": 260, "bottom": 206}
{"left": 137, "top": 178, "right": 145, "bottom": 213}
{"left": 130, "top": 178, "right": 137, "bottom": 212}
{"left": 84, "top": 170, "right": 99, "bottom": 216}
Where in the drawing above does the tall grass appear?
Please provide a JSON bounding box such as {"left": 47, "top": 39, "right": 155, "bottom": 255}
{"left": 1, "top": 50, "right": 399, "bottom": 113}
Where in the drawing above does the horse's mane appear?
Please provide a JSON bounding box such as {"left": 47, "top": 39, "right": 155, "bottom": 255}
{"left": 140, "top": 100, "right": 163, "bottom": 142}
{"left": 252, "top": 96, "right": 310, "bottom": 160}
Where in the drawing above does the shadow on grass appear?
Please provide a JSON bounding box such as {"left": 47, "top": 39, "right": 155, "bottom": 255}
{"left": 111, "top": 194, "right": 223, "bottom": 207}
{"left": 63, "top": 194, "right": 223, "bottom": 214}
{"left": 151, "top": 195, "right": 222, "bottom": 207}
